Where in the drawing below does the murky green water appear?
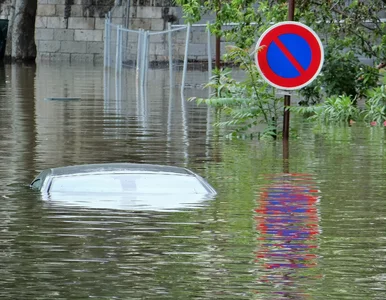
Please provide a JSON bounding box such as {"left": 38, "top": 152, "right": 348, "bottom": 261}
{"left": 0, "top": 63, "right": 385, "bottom": 299}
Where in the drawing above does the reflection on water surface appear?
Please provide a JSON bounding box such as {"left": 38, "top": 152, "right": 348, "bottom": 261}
{"left": 0, "top": 63, "right": 385, "bottom": 299}
{"left": 255, "top": 174, "right": 320, "bottom": 299}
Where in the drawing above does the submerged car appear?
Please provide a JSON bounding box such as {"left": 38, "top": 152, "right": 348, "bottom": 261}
{"left": 30, "top": 163, "right": 217, "bottom": 211}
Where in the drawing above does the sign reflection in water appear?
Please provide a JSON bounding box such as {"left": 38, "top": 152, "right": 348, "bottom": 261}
{"left": 255, "top": 174, "right": 321, "bottom": 298}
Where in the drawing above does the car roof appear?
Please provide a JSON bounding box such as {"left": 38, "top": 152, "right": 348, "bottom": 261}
{"left": 47, "top": 163, "right": 193, "bottom": 177}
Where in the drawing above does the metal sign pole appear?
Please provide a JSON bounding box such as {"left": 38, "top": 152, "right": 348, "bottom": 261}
{"left": 283, "top": 0, "right": 295, "bottom": 143}
{"left": 288, "top": 0, "right": 295, "bottom": 21}
{"left": 283, "top": 0, "right": 295, "bottom": 172}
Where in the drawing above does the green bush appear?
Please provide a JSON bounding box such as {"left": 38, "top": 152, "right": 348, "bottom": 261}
{"left": 364, "top": 82, "right": 386, "bottom": 125}
{"left": 190, "top": 46, "right": 282, "bottom": 139}
{"left": 177, "top": 0, "right": 386, "bottom": 136}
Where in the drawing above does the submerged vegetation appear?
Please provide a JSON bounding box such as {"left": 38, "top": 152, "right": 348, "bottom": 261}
{"left": 291, "top": 76, "right": 386, "bottom": 127}
{"left": 177, "top": 0, "right": 386, "bottom": 138}
{"left": 190, "top": 46, "right": 283, "bottom": 139}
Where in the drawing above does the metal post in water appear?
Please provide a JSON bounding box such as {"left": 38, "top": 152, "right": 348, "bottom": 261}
{"left": 181, "top": 23, "right": 191, "bottom": 95}
{"left": 135, "top": 32, "right": 143, "bottom": 117}
{"left": 125, "top": 0, "right": 131, "bottom": 29}
{"left": 140, "top": 30, "right": 147, "bottom": 86}
{"left": 114, "top": 25, "right": 122, "bottom": 101}
{"left": 104, "top": 16, "right": 108, "bottom": 67}
{"left": 140, "top": 30, "right": 148, "bottom": 86}
{"left": 168, "top": 23, "right": 173, "bottom": 89}
{"left": 108, "top": 12, "right": 112, "bottom": 67}
{"left": 144, "top": 31, "right": 150, "bottom": 86}
{"left": 207, "top": 21, "right": 213, "bottom": 81}
{"left": 104, "top": 60, "right": 109, "bottom": 107}
{"left": 115, "top": 25, "right": 122, "bottom": 73}
{"left": 115, "top": 68, "right": 121, "bottom": 104}
{"left": 136, "top": 29, "right": 143, "bottom": 76}
{"left": 119, "top": 28, "right": 123, "bottom": 74}
{"left": 115, "top": 65, "right": 120, "bottom": 106}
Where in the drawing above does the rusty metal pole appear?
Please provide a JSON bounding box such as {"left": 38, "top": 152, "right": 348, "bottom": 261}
{"left": 283, "top": 0, "right": 295, "bottom": 171}
{"left": 288, "top": 0, "right": 295, "bottom": 22}
{"left": 283, "top": 0, "right": 295, "bottom": 142}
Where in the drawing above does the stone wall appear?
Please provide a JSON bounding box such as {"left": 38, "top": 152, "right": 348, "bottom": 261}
{"left": 34, "top": 0, "right": 183, "bottom": 63}
{"left": 0, "top": 0, "right": 14, "bottom": 58}
{"left": 0, "top": 0, "right": 12, "bottom": 18}
{"left": 35, "top": 0, "right": 116, "bottom": 63}
{"left": 129, "top": 0, "right": 178, "bottom": 31}
{"left": 0, "top": 0, "right": 211, "bottom": 62}
{"left": 120, "top": 0, "right": 214, "bottom": 63}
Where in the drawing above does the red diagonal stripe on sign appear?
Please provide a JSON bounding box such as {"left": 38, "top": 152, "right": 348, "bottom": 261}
{"left": 273, "top": 37, "right": 306, "bottom": 74}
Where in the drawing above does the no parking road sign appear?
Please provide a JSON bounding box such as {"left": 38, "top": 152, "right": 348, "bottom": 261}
{"left": 255, "top": 21, "right": 324, "bottom": 90}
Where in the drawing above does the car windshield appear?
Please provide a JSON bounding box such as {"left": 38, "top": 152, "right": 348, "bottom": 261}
{"left": 49, "top": 173, "right": 209, "bottom": 194}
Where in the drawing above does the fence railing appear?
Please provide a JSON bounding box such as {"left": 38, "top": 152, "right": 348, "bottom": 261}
{"left": 104, "top": 16, "right": 216, "bottom": 92}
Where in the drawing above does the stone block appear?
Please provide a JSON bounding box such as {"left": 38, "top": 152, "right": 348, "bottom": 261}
{"left": 95, "top": 18, "right": 106, "bottom": 30}
{"left": 168, "top": 7, "right": 181, "bottom": 15}
{"left": 191, "top": 31, "right": 208, "bottom": 44}
{"left": 71, "top": 53, "right": 95, "bottom": 63}
{"left": 37, "top": 52, "right": 51, "bottom": 61}
{"left": 94, "top": 54, "right": 104, "bottom": 64}
{"left": 74, "top": 30, "right": 103, "bottom": 42}
{"left": 188, "top": 44, "right": 207, "bottom": 56}
{"left": 68, "top": 17, "right": 95, "bottom": 29}
{"left": 122, "top": 44, "right": 137, "bottom": 59}
{"left": 170, "top": 29, "right": 187, "bottom": 42}
{"left": 149, "top": 43, "right": 157, "bottom": 55}
{"left": 60, "top": 41, "right": 87, "bottom": 53}
{"left": 46, "top": 16, "right": 67, "bottom": 29}
{"left": 176, "top": 45, "right": 186, "bottom": 57}
{"left": 55, "top": 4, "right": 65, "bottom": 16}
{"left": 149, "top": 43, "right": 168, "bottom": 58}
{"left": 35, "top": 28, "right": 54, "bottom": 40}
{"left": 50, "top": 53, "right": 71, "bottom": 62}
{"left": 69, "top": 5, "right": 84, "bottom": 17}
{"left": 154, "top": 43, "right": 167, "bottom": 56}
{"left": 87, "top": 42, "right": 104, "bottom": 54}
{"left": 111, "top": 17, "right": 124, "bottom": 26}
{"left": 38, "top": 0, "right": 49, "bottom": 4}
{"left": 162, "top": 0, "right": 173, "bottom": 6}
{"left": 195, "top": 55, "right": 207, "bottom": 62}
{"left": 148, "top": 33, "right": 165, "bottom": 44}
{"left": 111, "top": 6, "right": 125, "bottom": 18}
{"left": 38, "top": 40, "right": 61, "bottom": 52}
{"left": 124, "top": 53, "right": 138, "bottom": 63}
{"left": 136, "top": 7, "right": 163, "bottom": 19}
{"left": 107, "top": 29, "right": 117, "bottom": 42}
{"left": 54, "top": 29, "right": 74, "bottom": 41}
{"left": 120, "top": 32, "right": 136, "bottom": 45}
{"left": 132, "top": 0, "right": 164, "bottom": 6}
{"left": 148, "top": 54, "right": 157, "bottom": 62}
{"left": 131, "top": 18, "right": 151, "bottom": 30}
{"left": 150, "top": 19, "right": 164, "bottom": 31}
{"left": 46, "top": 0, "right": 64, "bottom": 4}
{"left": 37, "top": 4, "right": 56, "bottom": 16}
{"left": 35, "top": 16, "right": 48, "bottom": 28}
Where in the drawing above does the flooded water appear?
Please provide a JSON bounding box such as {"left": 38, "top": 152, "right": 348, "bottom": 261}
{"left": 0, "top": 62, "right": 385, "bottom": 299}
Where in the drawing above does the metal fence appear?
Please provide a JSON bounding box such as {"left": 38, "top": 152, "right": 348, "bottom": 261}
{"left": 104, "top": 16, "right": 215, "bottom": 92}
